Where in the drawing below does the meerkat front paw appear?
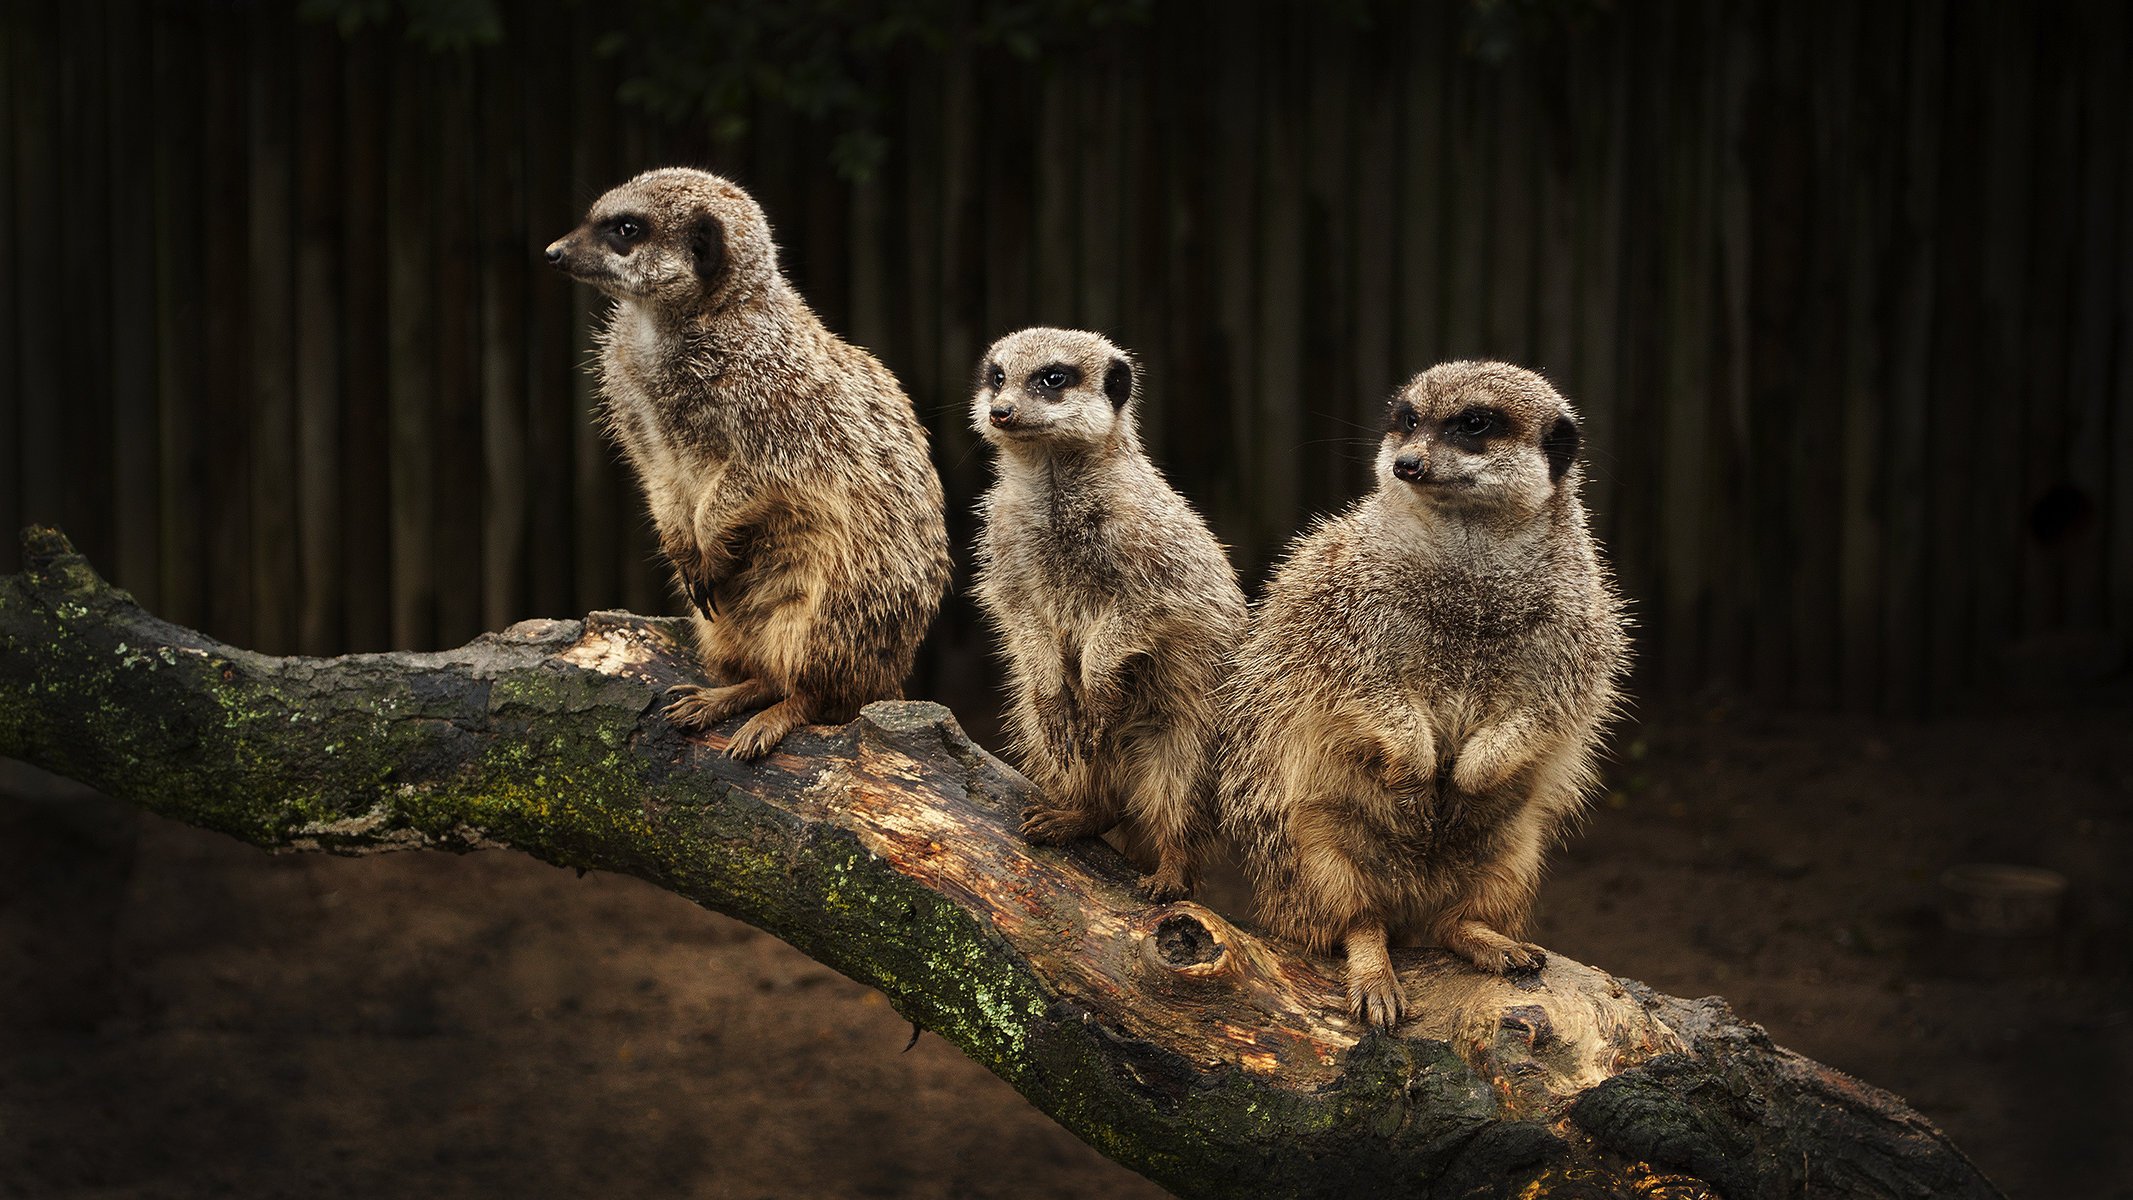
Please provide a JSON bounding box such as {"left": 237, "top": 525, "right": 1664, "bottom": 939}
{"left": 662, "top": 541, "right": 724, "bottom": 619}
{"left": 1439, "top": 919, "right": 1548, "bottom": 976}
{"left": 1460, "top": 940, "right": 1547, "bottom": 975}
{"left": 665, "top": 680, "right": 771, "bottom": 730}
{"left": 1449, "top": 722, "right": 1533, "bottom": 794}
{"left": 1020, "top": 804, "right": 1105, "bottom": 845}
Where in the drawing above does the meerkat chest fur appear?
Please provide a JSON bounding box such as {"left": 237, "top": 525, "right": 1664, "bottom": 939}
{"left": 986, "top": 450, "right": 1143, "bottom": 623}
{"left": 1370, "top": 499, "right": 1585, "bottom": 742}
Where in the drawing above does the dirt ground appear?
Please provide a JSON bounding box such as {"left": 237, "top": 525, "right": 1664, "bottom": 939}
{"left": 3, "top": 695, "right": 2128, "bottom": 1199}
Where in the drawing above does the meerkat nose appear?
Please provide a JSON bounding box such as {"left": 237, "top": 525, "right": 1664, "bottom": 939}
{"left": 1393, "top": 454, "right": 1428, "bottom": 482}
{"left": 542, "top": 242, "right": 566, "bottom": 267}
{"left": 988, "top": 404, "right": 1016, "bottom": 427}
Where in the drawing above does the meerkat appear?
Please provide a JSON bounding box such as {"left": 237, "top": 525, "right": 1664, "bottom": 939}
{"left": 1219, "top": 360, "right": 1628, "bottom": 1028}
{"left": 546, "top": 168, "right": 950, "bottom": 759}
{"left": 971, "top": 328, "right": 1246, "bottom": 901}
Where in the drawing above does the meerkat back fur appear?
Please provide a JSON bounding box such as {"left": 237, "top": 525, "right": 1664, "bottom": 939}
{"left": 1219, "top": 360, "right": 1628, "bottom": 1028}
{"left": 547, "top": 168, "right": 950, "bottom": 759}
{"left": 971, "top": 328, "right": 1246, "bottom": 900}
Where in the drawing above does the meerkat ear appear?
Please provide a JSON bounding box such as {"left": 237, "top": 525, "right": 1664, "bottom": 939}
{"left": 689, "top": 215, "right": 726, "bottom": 288}
{"left": 1103, "top": 357, "right": 1134, "bottom": 411}
{"left": 1541, "top": 414, "right": 1581, "bottom": 482}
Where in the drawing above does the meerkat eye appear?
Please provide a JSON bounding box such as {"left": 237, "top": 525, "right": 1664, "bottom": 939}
{"left": 1038, "top": 369, "right": 1070, "bottom": 390}
{"left": 989, "top": 366, "right": 1005, "bottom": 390}
{"left": 1400, "top": 409, "right": 1419, "bottom": 433}
{"left": 614, "top": 219, "right": 643, "bottom": 241}
{"left": 1453, "top": 410, "right": 1495, "bottom": 438}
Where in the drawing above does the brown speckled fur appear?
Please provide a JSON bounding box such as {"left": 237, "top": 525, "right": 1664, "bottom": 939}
{"left": 1218, "top": 361, "right": 1629, "bottom": 1028}
{"left": 547, "top": 168, "right": 950, "bottom": 760}
{"left": 971, "top": 329, "right": 1246, "bottom": 901}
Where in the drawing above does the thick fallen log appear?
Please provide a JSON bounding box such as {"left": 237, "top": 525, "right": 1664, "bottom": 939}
{"left": 0, "top": 527, "right": 1997, "bottom": 1200}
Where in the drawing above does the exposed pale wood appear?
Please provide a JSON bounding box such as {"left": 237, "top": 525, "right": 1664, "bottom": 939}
{"left": 0, "top": 528, "right": 2004, "bottom": 1200}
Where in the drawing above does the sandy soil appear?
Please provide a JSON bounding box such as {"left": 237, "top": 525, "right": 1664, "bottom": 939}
{"left": 2, "top": 697, "right": 2127, "bottom": 1199}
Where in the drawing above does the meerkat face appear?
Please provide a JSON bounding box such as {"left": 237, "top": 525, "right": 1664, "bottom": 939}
{"left": 1376, "top": 361, "right": 1581, "bottom": 518}
{"left": 971, "top": 327, "right": 1138, "bottom": 452}
{"left": 544, "top": 167, "right": 776, "bottom": 312}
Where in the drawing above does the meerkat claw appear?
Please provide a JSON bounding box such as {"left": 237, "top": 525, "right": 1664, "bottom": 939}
{"left": 1503, "top": 943, "right": 1547, "bottom": 974}
{"left": 1348, "top": 971, "right": 1405, "bottom": 1031}
{"left": 1019, "top": 806, "right": 1098, "bottom": 845}
{"left": 1136, "top": 867, "right": 1193, "bottom": 903}
{"left": 664, "top": 680, "right": 770, "bottom": 731}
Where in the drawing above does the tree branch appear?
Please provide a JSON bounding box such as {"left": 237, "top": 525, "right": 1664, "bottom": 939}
{"left": 0, "top": 528, "right": 1998, "bottom": 1199}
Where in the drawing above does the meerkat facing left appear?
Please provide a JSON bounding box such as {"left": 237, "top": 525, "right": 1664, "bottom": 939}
{"left": 972, "top": 328, "right": 1246, "bottom": 900}
{"left": 546, "top": 168, "right": 951, "bottom": 759}
{"left": 1219, "top": 361, "right": 1628, "bottom": 1028}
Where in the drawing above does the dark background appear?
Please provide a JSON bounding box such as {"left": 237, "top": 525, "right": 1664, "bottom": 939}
{"left": 2, "top": 1, "right": 2129, "bottom": 1197}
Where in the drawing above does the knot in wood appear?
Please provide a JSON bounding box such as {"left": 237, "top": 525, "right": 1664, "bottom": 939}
{"left": 1133, "top": 902, "right": 1240, "bottom": 984}
{"left": 1153, "top": 914, "right": 1221, "bottom": 968}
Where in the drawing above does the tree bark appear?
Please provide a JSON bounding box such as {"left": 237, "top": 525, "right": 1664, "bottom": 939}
{"left": 0, "top": 527, "right": 1998, "bottom": 1200}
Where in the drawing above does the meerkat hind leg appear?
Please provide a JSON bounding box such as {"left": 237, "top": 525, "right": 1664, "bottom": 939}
{"left": 1343, "top": 924, "right": 1405, "bottom": 1030}
{"left": 1121, "top": 734, "right": 1201, "bottom": 902}
{"left": 665, "top": 678, "right": 774, "bottom": 730}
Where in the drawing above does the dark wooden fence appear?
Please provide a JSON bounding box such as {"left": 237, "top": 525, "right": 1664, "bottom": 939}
{"left": 4, "top": 0, "right": 2128, "bottom": 715}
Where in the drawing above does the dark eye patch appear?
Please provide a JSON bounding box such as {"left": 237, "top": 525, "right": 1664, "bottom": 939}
{"left": 1026, "top": 363, "right": 1082, "bottom": 395}
{"left": 1390, "top": 402, "right": 1419, "bottom": 434}
{"left": 977, "top": 360, "right": 1006, "bottom": 392}
{"left": 1441, "top": 406, "right": 1506, "bottom": 450}
{"left": 605, "top": 213, "right": 651, "bottom": 254}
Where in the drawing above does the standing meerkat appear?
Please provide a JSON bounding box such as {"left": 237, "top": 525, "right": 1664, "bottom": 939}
{"left": 546, "top": 168, "right": 950, "bottom": 759}
{"left": 1220, "top": 361, "right": 1628, "bottom": 1028}
{"left": 971, "top": 328, "right": 1246, "bottom": 901}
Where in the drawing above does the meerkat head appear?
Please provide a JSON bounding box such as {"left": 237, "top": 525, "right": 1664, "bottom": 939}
{"left": 1376, "top": 361, "right": 1582, "bottom": 520}
{"left": 544, "top": 167, "right": 777, "bottom": 313}
{"left": 971, "top": 327, "right": 1139, "bottom": 453}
